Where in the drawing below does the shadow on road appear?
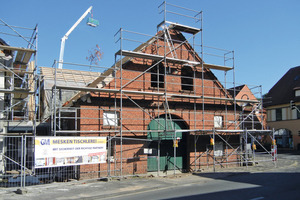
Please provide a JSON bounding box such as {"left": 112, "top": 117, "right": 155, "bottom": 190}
{"left": 162, "top": 172, "right": 300, "bottom": 200}
{"left": 277, "top": 149, "right": 300, "bottom": 155}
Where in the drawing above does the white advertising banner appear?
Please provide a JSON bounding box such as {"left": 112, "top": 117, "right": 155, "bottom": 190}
{"left": 35, "top": 136, "right": 107, "bottom": 168}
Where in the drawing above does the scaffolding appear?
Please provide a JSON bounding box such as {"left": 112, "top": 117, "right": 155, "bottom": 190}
{"left": 0, "top": 18, "right": 38, "bottom": 135}
{"left": 0, "top": 19, "right": 40, "bottom": 187}
{"left": 45, "top": 1, "right": 276, "bottom": 180}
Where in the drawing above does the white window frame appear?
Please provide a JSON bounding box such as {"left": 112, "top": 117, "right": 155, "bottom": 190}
{"left": 214, "top": 116, "right": 223, "bottom": 128}
{"left": 103, "top": 111, "right": 119, "bottom": 126}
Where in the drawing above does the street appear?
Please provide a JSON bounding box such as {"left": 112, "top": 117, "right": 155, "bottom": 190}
{"left": 105, "top": 171, "right": 300, "bottom": 200}
{"left": 101, "top": 153, "right": 300, "bottom": 200}
{"left": 1, "top": 151, "right": 299, "bottom": 200}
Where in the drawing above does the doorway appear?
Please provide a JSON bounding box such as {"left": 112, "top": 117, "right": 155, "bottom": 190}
{"left": 147, "top": 115, "right": 188, "bottom": 172}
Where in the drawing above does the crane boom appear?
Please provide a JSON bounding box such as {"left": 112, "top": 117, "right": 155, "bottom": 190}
{"left": 58, "top": 6, "right": 93, "bottom": 69}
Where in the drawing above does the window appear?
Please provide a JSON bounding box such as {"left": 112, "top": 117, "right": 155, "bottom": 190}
{"left": 103, "top": 111, "right": 119, "bottom": 126}
{"left": 275, "top": 108, "right": 282, "bottom": 121}
{"left": 270, "top": 109, "right": 276, "bottom": 121}
{"left": 241, "top": 94, "right": 249, "bottom": 100}
{"left": 295, "top": 89, "right": 300, "bottom": 97}
{"left": 297, "top": 106, "right": 300, "bottom": 119}
{"left": 181, "top": 65, "right": 194, "bottom": 91}
{"left": 214, "top": 116, "right": 223, "bottom": 128}
{"left": 151, "top": 63, "right": 164, "bottom": 88}
{"left": 282, "top": 108, "right": 287, "bottom": 120}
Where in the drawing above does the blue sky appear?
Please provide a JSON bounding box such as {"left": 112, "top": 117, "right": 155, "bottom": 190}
{"left": 1, "top": 0, "right": 300, "bottom": 95}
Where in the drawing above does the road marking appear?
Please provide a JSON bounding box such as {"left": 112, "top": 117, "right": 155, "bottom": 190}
{"left": 57, "top": 188, "right": 69, "bottom": 191}
{"left": 250, "top": 197, "right": 264, "bottom": 200}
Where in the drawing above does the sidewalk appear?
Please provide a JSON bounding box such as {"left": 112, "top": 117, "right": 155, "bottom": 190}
{"left": 0, "top": 153, "right": 297, "bottom": 200}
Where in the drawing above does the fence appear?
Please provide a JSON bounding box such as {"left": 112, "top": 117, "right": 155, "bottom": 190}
{"left": 0, "top": 135, "right": 153, "bottom": 187}
{"left": 0, "top": 136, "right": 84, "bottom": 187}
{"left": 0, "top": 136, "right": 34, "bottom": 187}
{"left": 0, "top": 132, "right": 276, "bottom": 188}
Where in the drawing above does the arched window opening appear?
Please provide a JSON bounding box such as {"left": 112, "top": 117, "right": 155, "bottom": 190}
{"left": 181, "top": 65, "right": 194, "bottom": 91}
{"left": 151, "top": 63, "right": 165, "bottom": 88}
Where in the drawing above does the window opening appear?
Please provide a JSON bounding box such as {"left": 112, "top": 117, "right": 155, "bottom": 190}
{"left": 275, "top": 108, "right": 282, "bottom": 121}
{"left": 214, "top": 116, "right": 223, "bottom": 128}
{"left": 181, "top": 65, "right": 194, "bottom": 91}
{"left": 103, "top": 111, "right": 119, "bottom": 126}
{"left": 151, "top": 63, "right": 165, "bottom": 88}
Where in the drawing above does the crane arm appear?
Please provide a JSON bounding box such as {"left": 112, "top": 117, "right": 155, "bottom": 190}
{"left": 58, "top": 6, "right": 93, "bottom": 69}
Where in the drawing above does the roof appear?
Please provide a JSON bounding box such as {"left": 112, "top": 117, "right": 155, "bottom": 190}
{"left": 0, "top": 38, "right": 9, "bottom": 46}
{"left": 265, "top": 66, "right": 300, "bottom": 107}
{"left": 228, "top": 84, "right": 246, "bottom": 98}
{"left": 62, "top": 27, "right": 232, "bottom": 107}
{"left": 40, "top": 67, "right": 101, "bottom": 89}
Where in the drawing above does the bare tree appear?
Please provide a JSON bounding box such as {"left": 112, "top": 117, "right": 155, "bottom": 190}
{"left": 86, "top": 44, "right": 103, "bottom": 66}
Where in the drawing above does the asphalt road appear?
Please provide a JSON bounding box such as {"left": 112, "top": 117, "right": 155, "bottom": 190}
{"left": 101, "top": 152, "right": 300, "bottom": 200}
{"left": 105, "top": 171, "right": 300, "bottom": 200}
{"left": 1, "top": 151, "right": 300, "bottom": 200}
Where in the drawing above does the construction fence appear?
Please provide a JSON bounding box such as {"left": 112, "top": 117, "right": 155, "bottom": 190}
{"left": 0, "top": 131, "right": 277, "bottom": 188}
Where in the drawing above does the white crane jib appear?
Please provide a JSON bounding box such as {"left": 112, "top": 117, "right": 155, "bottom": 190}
{"left": 58, "top": 6, "right": 93, "bottom": 69}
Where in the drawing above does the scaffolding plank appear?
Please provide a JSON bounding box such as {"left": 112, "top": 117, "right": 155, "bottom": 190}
{"left": 15, "top": 51, "right": 25, "bottom": 63}
{"left": 22, "top": 51, "right": 34, "bottom": 64}
{"left": 0, "top": 45, "right": 36, "bottom": 53}
{"left": 0, "top": 68, "right": 34, "bottom": 74}
{"left": 168, "top": 21, "right": 201, "bottom": 35}
{"left": 116, "top": 50, "right": 162, "bottom": 61}
{"left": 158, "top": 21, "right": 201, "bottom": 35}
{"left": 116, "top": 50, "right": 200, "bottom": 65}
{"left": 198, "top": 63, "right": 233, "bottom": 71}
{"left": 0, "top": 45, "right": 35, "bottom": 65}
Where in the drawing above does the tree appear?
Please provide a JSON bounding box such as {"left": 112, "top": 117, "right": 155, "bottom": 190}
{"left": 86, "top": 44, "right": 103, "bottom": 66}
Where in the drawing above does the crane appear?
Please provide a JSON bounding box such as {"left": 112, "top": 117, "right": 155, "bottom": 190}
{"left": 58, "top": 6, "right": 99, "bottom": 69}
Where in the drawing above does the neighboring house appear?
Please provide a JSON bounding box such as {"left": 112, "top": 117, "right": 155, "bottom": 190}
{"left": 229, "top": 84, "right": 266, "bottom": 130}
{"left": 264, "top": 66, "right": 300, "bottom": 149}
{"left": 39, "top": 67, "right": 102, "bottom": 122}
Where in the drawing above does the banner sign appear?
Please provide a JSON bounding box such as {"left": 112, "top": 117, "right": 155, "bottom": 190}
{"left": 35, "top": 136, "right": 107, "bottom": 168}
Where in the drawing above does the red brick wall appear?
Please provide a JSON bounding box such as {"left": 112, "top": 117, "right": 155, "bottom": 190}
{"left": 75, "top": 30, "right": 240, "bottom": 179}
{"left": 79, "top": 138, "right": 148, "bottom": 179}
{"left": 78, "top": 105, "right": 237, "bottom": 136}
{"left": 77, "top": 103, "right": 238, "bottom": 179}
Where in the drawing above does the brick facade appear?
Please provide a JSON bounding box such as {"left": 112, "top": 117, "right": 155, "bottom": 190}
{"left": 74, "top": 30, "right": 241, "bottom": 179}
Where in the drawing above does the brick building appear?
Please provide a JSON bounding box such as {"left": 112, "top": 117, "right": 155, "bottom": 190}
{"left": 43, "top": 4, "right": 266, "bottom": 180}
{"left": 50, "top": 28, "right": 255, "bottom": 179}
{"left": 0, "top": 3, "right": 273, "bottom": 186}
